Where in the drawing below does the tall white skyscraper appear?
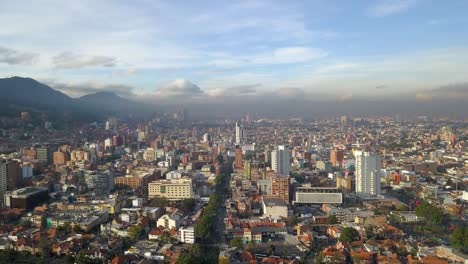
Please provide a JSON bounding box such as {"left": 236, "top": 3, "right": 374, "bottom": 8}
{"left": 355, "top": 150, "right": 381, "bottom": 195}
{"left": 235, "top": 122, "right": 244, "bottom": 145}
{"left": 271, "top": 145, "right": 291, "bottom": 175}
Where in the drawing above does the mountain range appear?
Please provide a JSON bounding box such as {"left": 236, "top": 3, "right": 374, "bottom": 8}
{"left": 0, "top": 76, "right": 149, "bottom": 121}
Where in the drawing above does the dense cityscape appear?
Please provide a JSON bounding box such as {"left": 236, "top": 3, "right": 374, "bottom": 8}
{"left": 0, "top": 108, "right": 467, "bottom": 263}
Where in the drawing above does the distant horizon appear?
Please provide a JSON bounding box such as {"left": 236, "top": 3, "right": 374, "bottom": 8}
{"left": 1, "top": 1, "right": 468, "bottom": 107}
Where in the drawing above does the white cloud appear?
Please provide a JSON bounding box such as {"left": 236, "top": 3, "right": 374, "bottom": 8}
{"left": 0, "top": 46, "right": 38, "bottom": 65}
{"left": 44, "top": 79, "right": 135, "bottom": 98}
{"left": 256, "top": 47, "right": 327, "bottom": 64}
{"left": 154, "top": 79, "right": 204, "bottom": 98}
{"left": 52, "top": 52, "right": 117, "bottom": 69}
{"left": 207, "top": 84, "right": 261, "bottom": 97}
{"left": 368, "top": 0, "right": 419, "bottom": 17}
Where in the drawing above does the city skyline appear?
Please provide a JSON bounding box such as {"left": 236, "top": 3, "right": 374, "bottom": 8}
{"left": 1, "top": 0, "right": 468, "bottom": 108}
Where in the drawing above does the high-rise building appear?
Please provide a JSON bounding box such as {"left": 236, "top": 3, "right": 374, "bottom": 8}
{"left": 271, "top": 145, "right": 290, "bottom": 176}
{"left": 330, "top": 148, "right": 344, "bottom": 167}
{"left": 270, "top": 173, "right": 290, "bottom": 203}
{"left": 264, "top": 146, "right": 271, "bottom": 165}
{"left": 36, "top": 146, "right": 52, "bottom": 165}
{"left": 0, "top": 159, "right": 21, "bottom": 207}
{"left": 234, "top": 146, "right": 243, "bottom": 169}
{"left": 235, "top": 122, "right": 244, "bottom": 145}
{"left": 355, "top": 151, "right": 381, "bottom": 195}
{"left": 203, "top": 133, "right": 210, "bottom": 143}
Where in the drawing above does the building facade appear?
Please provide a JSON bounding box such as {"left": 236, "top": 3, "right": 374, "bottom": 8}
{"left": 271, "top": 145, "right": 290, "bottom": 176}
{"left": 148, "top": 178, "right": 193, "bottom": 201}
{"left": 355, "top": 151, "right": 381, "bottom": 195}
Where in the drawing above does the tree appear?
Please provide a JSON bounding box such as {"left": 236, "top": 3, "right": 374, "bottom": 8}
{"left": 19, "top": 219, "right": 33, "bottom": 228}
{"left": 149, "top": 197, "right": 170, "bottom": 207}
{"left": 73, "top": 225, "right": 85, "bottom": 233}
{"left": 217, "top": 154, "right": 224, "bottom": 164}
{"left": 230, "top": 237, "right": 243, "bottom": 248}
{"left": 244, "top": 152, "right": 253, "bottom": 161}
{"left": 268, "top": 244, "right": 276, "bottom": 256}
{"left": 451, "top": 227, "right": 467, "bottom": 250}
{"left": 327, "top": 215, "right": 338, "bottom": 225}
{"left": 38, "top": 236, "right": 51, "bottom": 258}
{"left": 75, "top": 251, "right": 87, "bottom": 264}
{"left": 181, "top": 198, "right": 196, "bottom": 213}
{"left": 246, "top": 242, "right": 256, "bottom": 250}
{"left": 128, "top": 225, "right": 143, "bottom": 240}
{"left": 415, "top": 200, "right": 446, "bottom": 225}
{"left": 339, "top": 227, "right": 359, "bottom": 242}
{"left": 291, "top": 172, "right": 305, "bottom": 184}
{"left": 62, "top": 222, "right": 72, "bottom": 233}
{"left": 285, "top": 215, "right": 298, "bottom": 227}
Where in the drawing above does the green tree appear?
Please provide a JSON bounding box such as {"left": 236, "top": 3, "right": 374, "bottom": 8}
{"left": 464, "top": 228, "right": 468, "bottom": 249}
{"left": 216, "top": 154, "right": 224, "bottom": 164}
{"left": 128, "top": 225, "right": 143, "bottom": 240}
{"left": 19, "top": 219, "right": 33, "bottom": 228}
{"left": 339, "top": 227, "right": 360, "bottom": 242}
{"left": 327, "top": 215, "right": 338, "bottom": 224}
{"left": 246, "top": 242, "right": 256, "bottom": 250}
{"left": 73, "top": 225, "right": 85, "bottom": 233}
{"left": 244, "top": 152, "right": 253, "bottom": 161}
{"left": 291, "top": 172, "right": 306, "bottom": 184}
{"left": 285, "top": 215, "right": 298, "bottom": 227}
{"left": 62, "top": 222, "right": 72, "bottom": 233}
{"left": 230, "top": 237, "right": 243, "bottom": 248}
{"left": 415, "top": 200, "right": 445, "bottom": 225}
{"left": 181, "top": 198, "right": 196, "bottom": 213}
{"left": 451, "top": 227, "right": 466, "bottom": 249}
{"left": 75, "top": 251, "right": 87, "bottom": 264}
{"left": 38, "top": 236, "right": 51, "bottom": 258}
{"left": 150, "top": 197, "right": 170, "bottom": 207}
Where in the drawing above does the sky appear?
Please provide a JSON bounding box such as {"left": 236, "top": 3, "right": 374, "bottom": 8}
{"left": 1, "top": 0, "right": 468, "bottom": 107}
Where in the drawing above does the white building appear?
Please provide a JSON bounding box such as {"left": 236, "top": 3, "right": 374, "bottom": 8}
{"left": 166, "top": 171, "right": 183, "bottom": 180}
{"left": 462, "top": 191, "right": 468, "bottom": 201}
{"left": 391, "top": 211, "right": 423, "bottom": 223}
{"left": 179, "top": 226, "right": 195, "bottom": 244}
{"left": 271, "top": 145, "right": 291, "bottom": 176}
{"left": 148, "top": 178, "right": 193, "bottom": 201}
{"left": 235, "top": 122, "right": 244, "bottom": 145}
{"left": 157, "top": 213, "right": 182, "bottom": 230}
{"left": 355, "top": 151, "right": 381, "bottom": 195}
{"left": 203, "top": 133, "right": 210, "bottom": 143}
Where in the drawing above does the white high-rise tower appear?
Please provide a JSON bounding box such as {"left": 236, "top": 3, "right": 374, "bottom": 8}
{"left": 235, "top": 122, "right": 244, "bottom": 145}
{"left": 271, "top": 145, "right": 291, "bottom": 175}
{"left": 355, "top": 150, "right": 381, "bottom": 195}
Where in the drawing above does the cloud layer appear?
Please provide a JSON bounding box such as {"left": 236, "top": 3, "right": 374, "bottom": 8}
{"left": 45, "top": 80, "right": 134, "bottom": 98}
{"left": 0, "top": 46, "right": 38, "bottom": 65}
{"left": 367, "top": 0, "right": 419, "bottom": 17}
{"left": 52, "top": 52, "right": 117, "bottom": 69}
{"left": 0, "top": 0, "right": 467, "bottom": 113}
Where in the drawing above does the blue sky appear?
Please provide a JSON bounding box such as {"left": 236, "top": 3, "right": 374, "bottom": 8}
{"left": 1, "top": 0, "right": 468, "bottom": 102}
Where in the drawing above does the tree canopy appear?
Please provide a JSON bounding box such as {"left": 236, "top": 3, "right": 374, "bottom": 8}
{"left": 415, "top": 200, "right": 446, "bottom": 225}
{"left": 339, "top": 227, "right": 360, "bottom": 242}
{"left": 451, "top": 226, "right": 468, "bottom": 251}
